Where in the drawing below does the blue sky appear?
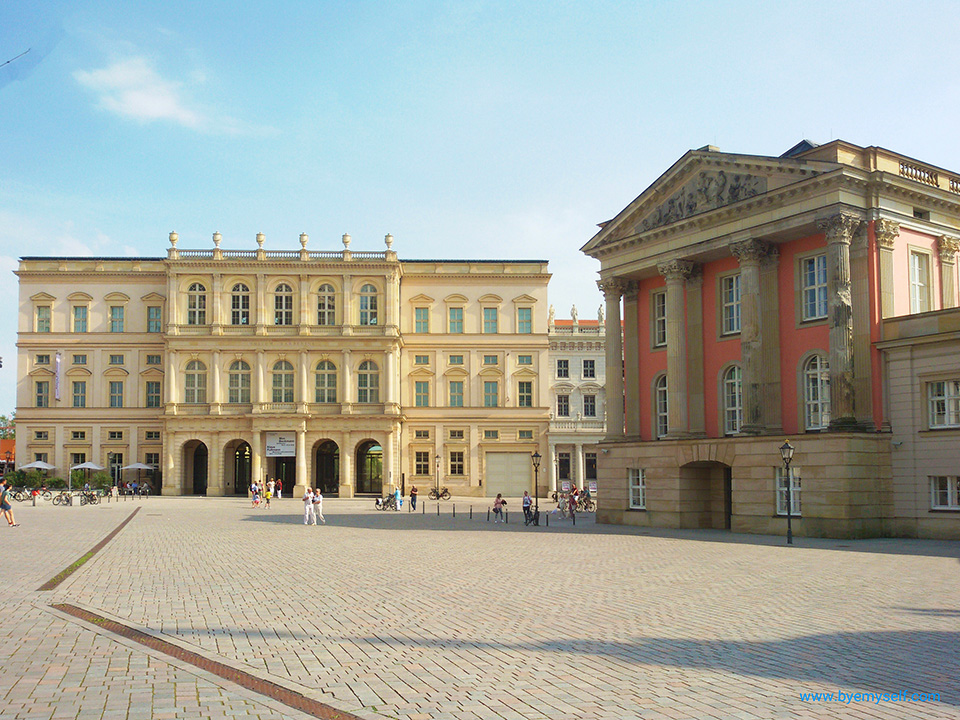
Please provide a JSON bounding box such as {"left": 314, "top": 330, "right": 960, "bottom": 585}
{"left": 2, "top": 0, "right": 959, "bottom": 413}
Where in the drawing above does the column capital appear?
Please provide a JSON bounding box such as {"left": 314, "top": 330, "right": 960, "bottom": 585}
{"left": 657, "top": 259, "right": 698, "bottom": 282}
{"left": 937, "top": 235, "right": 960, "bottom": 263}
{"left": 730, "top": 239, "right": 770, "bottom": 263}
{"left": 597, "top": 278, "right": 626, "bottom": 299}
{"left": 622, "top": 280, "right": 640, "bottom": 301}
{"left": 874, "top": 218, "right": 900, "bottom": 249}
{"left": 818, "top": 212, "right": 863, "bottom": 244}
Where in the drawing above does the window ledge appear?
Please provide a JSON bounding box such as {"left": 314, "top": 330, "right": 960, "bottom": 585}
{"left": 628, "top": 507, "right": 647, "bottom": 512}
{"left": 929, "top": 508, "right": 960, "bottom": 513}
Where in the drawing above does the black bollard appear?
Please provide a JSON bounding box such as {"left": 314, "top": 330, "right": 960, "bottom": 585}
{"left": 546, "top": 513, "right": 549, "bottom": 527}
{"left": 422, "top": 500, "right": 425, "bottom": 514}
{"left": 487, "top": 507, "right": 490, "bottom": 522}
{"left": 437, "top": 503, "right": 440, "bottom": 516}
{"left": 470, "top": 505, "right": 473, "bottom": 519}
{"left": 572, "top": 512, "right": 576, "bottom": 526}
{"left": 505, "top": 508, "right": 508, "bottom": 524}
{"left": 453, "top": 504, "right": 456, "bottom": 518}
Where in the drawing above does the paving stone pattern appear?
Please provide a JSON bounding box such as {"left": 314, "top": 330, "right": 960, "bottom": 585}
{"left": 2, "top": 497, "right": 958, "bottom": 719}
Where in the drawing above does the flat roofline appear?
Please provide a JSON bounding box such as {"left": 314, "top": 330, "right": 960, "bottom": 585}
{"left": 401, "top": 259, "right": 548, "bottom": 263}
{"left": 20, "top": 256, "right": 166, "bottom": 262}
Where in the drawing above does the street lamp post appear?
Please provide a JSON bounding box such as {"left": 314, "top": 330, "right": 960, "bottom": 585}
{"left": 531, "top": 451, "right": 541, "bottom": 526}
{"left": 779, "top": 440, "right": 795, "bottom": 546}
{"left": 435, "top": 454, "right": 440, "bottom": 496}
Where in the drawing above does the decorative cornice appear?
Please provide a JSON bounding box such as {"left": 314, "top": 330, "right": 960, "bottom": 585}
{"left": 817, "top": 212, "right": 863, "bottom": 244}
{"left": 730, "top": 239, "right": 770, "bottom": 263}
{"left": 657, "top": 259, "right": 698, "bottom": 281}
{"left": 937, "top": 235, "right": 960, "bottom": 263}
{"left": 874, "top": 218, "right": 900, "bottom": 249}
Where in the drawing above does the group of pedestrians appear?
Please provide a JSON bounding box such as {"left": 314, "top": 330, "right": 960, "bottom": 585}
{"left": 250, "top": 477, "right": 283, "bottom": 508}
{"left": 302, "top": 488, "right": 326, "bottom": 525}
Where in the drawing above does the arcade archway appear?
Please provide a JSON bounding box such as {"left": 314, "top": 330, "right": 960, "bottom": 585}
{"left": 182, "top": 440, "right": 208, "bottom": 496}
{"left": 314, "top": 440, "right": 340, "bottom": 495}
{"left": 355, "top": 440, "right": 382, "bottom": 495}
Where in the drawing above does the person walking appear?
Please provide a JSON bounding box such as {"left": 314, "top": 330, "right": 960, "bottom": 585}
{"left": 264, "top": 487, "right": 271, "bottom": 509}
{"left": 567, "top": 490, "right": 577, "bottom": 521}
{"left": 522, "top": 491, "right": 532, "bottom": 525}
{"left": 268, "top": 478, "right": 275, "bottom": 499}
{"left": 313, "top": 489, "right": 326, "bottom": 525}
{"left": 0, "top": 478, "right": 18, "bottom": 527}
{"left": 303, "top": 488, "right": 316, "bottom": 525}
{"left": 493, "top": 493, "right": 505, "bottom": 523}
{"left": 394, "top": 486, "right": 403, "bottom": 510}
{"left": 276, "top": 478, "right": 282, "bottom": 499}
{"left": 409, "top": 485, "right": 418, "bottom": 511}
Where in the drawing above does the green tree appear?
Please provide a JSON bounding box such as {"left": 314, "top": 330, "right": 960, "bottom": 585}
{"left": 0, "top": 411, "right": 16, "bottom": 439}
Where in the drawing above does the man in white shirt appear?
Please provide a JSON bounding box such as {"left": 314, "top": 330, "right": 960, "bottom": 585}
{"left": 313, "top": 490, "right": 326, "bottom": 525}
{"left": 303, "top": 488, "right": 316, "bottom": 525}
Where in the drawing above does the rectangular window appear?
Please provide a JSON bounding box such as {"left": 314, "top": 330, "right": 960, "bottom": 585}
{"left": 414, "top": 429, "right": 430, "bottom": 439}
{"left": 930, "top": 476, "right": 960, "bottom": 509}
{"left": 585, "top": 453, "right": 597, "bottom": 480}
{"left": 518, "top": 354, "right": 532, "bottom": 366}
{"left": 73, "top": 306, "right": 88, "bottom": 333}
{"left": 72, "top": 381, "right": 86, "bottom": 408}
{"left": 73, "top": 354, "right": 87, "bottom": 365}
{"left": 146, "top": 355, "right": 162, "bottom": 366}
{"left": 776, "top": 467, "right": 802, "bottom": 516}
{"left": 36, "top": 306, "right": 51, "bottom": 333}
{"left": 483, "top": 355, "right": 498, "bottom": 365}
{"left": 518, "top": 429, "right": 533, "bottom": 440}
{"left": 109, "top": 453, "right": 123, "bottom": 483}
{"left": 583, "top": 394, "right": 596, "bottom": 417}
{"left": 109, "top": 354, "right": 124, "bottom": 365}
{"left": 483, "top": 381, "right": 498, "bottom": 407}
{"left": 448, "top": 355, "right": 463, "bottom": 365}
{"left": 910, "top": 250, "right": 931, "bottom": 313}
{"left": 801, "top": 255, "right": 828, "bottom": 320}
{"left": 558, "top": 452, "right": 571, "bottom": 480}
{"left": 145, "top": 452, "right": 160, "bottom": 468}
{"left": 110, "top": 306, "right": 124, "bottom": 333}
{"left": 34, "top": 431, "right": 49, "bottom": 440}
{"left": 414, "top": 355, "right": 429, "bottom": 365}
{"left": 928, "top": 380, "right": 960, "bottom": 428}
{"left": 653, "top": 291, "right": 667, "bottom": 347}
{"left": 147, "top": 306, "right": 162, "bottom": 333}
{"left": 483, "top": 307, "right": 498, "bottom": 334}
{"left": 449, "top": 381, "right": 464, "bottom": 408}
{"left": 518, "top": 381, "right": 533, "bottom": 407}
{"left": 146, "top": 381, "right": 161, "bottom": 408}
{"left": 629, "top": 468, "right": 646, "bottom": 509}
{"left": 36, "top": 354, "right": 50, "bottom": 365}
{"left": 517, "top": 307, "right": 532, "bottom": 334}
{"left": 71, "top": 453, "right": 86, "bottom": 467}
{"left": 34, "top": 452, "right": 48, "bottom": 463}
{"left": 721, "top": 274, "right": 741, "bottom": 334}
{"left": 448, "top": 307, "right": 464, "bottom": 334}
{"left": 449, "top": 429, "right": 464, "bottom": 439}
{"left": 582, "top": 359, "right": 595, "bottom": 378}
{"left": 145, "top": 431, "right": 161, "bottom": 440}
{"left": 415, "top": 451, "right": 431, "bottom": 475}
{"left": 484, "top": 429, "right": 499, "bottom": 440}
{"left": 35, "top": 381, "right": 49, "bottom": 408}
{"left": 450, "top": 451, "right": 464, "bottom": 475}
{"left": 557, "top": 394, "right": 570, "bottom": 417}
{"left": 415, "top": 380, "right": 430, "bottom": 407}
{"left": 415, "top": 307, "right": 430, "bottom": 333}
{"left": 108, "top": 430, "right": 123, "bottom": 440}
{"left": 109, "top": 381, "right": 124, "bottom": 408}
{"left": 557, "top": 359, "right": 569, "bottom": 378}
{"left": 71, "top": 431, "right": 86, "bottom": 440}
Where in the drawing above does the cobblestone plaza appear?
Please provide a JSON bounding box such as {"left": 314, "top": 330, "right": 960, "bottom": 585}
{"left": 2, "top": 497, "right": 958, "bottom": 719}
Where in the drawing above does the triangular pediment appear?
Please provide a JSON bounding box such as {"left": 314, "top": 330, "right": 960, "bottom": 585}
{"left": 408, "top": 293, "right": 434, "bottom": 304}
{"left": 408, "top": 367, "right": 435, "bottom": 378}
{"left": 511, "top": 294, "right": 538, "bottom": 304}
{"left": 582, "top": 148, "right": 839, "bottom": 255}
{"left": 30, "top": 292, "right": 56, "bottom": 302}
{"left": 141, "top": 292, "right": 166, "bottom": 302}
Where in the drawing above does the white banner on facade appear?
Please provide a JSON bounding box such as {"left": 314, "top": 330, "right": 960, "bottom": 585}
{"left": 265, "top": 432, "right": 296, "bottom": 457}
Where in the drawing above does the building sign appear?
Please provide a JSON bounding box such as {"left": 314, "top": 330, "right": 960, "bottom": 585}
{"left": 561, "top": 481, "right": 571, "bottom": 493}
{"left": 265, "top": 432, "right": 296, "bottom": 457}
{"left": 588, "top": 481, "right": 598, "bottom": 494}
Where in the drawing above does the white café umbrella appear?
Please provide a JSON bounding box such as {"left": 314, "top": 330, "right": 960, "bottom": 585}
{"left": 19, "top": 460, "right": 56, "bottom": 471}
{"left": 70, "top": 461, "right": 106, "bottom": 492}
{"left": 121, "top": 462, "right": 155, "bottom": 492}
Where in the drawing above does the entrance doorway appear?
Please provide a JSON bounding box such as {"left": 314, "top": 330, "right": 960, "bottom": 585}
{"left": 355, "top": 440, "right": 382, "bottom": 495}
{"left": 678, "top": 461, "right": 732, "bottom": 530}
{"left": 315, "top": 441, "right": 339, "bottom": 495}
{"left": 233, "top": 442, "right": 251, "bottom": 495}
{"left": 272, "top": 457, "right": 296, "bottom": 490}
{"left": 183, "top": 440, "right": 208, "bottom": 495}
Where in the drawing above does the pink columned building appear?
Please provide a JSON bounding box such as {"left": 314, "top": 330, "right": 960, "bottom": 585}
{"left": 583, "top": 140, "right": 960, "bottom": 539}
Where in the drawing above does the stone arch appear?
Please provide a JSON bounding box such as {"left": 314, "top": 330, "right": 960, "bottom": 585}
{"left": 222, "top": 438, "right": 252, "bottom": 495}
{"left": 355, "top": 439, "right": 382, "bottom": 495}
{"left": 312, "top": 439, "right": 340, "bottom": 495}
{"left": 181, "top": 439, "right": 208, "bottom": 495}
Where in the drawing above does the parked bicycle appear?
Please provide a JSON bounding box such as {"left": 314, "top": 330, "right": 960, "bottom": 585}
{"left": 52, "top": 491, "right": 74, "bottom": 506}
{"left": 375, "top": 494, "right": 399, "bottom": 511}
{"left": 79, "top": 490, "right": 100, "bottom": 505}
{"left": 428, "top": 487, "right": 451, "bottom": 500}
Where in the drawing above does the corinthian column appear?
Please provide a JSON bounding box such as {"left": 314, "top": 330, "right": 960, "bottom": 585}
{"left": 874, "top": 219, "right": 899, "bottom": 319}
{"left": 937, "top": 236, "right": 959, "bottom": 309}
{"left": 622, "top": 281, "right": 641, "bottom": 437}
{"left": 657, "top": 260, "right": 697, "bottom": 436}
{"left": 819, "top": 212, "right": 862, "bottom": 430}
{"left": 731, "top": 239, "right": 768, "bottom": 434}
{"left": 598, "top": 278, "right": 625, "bottom": 440}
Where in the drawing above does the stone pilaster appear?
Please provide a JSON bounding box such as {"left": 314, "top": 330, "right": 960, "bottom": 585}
{"left": 819, "top": 212, "right": 862, "bottom": 430}
{"left": 211, "top": 350, "right": 221, "bottom": 414}
{"left": 657, "top": 260, "right": 697, "bottom": 437}
{"left": 598, "top": 278, "right": 625, "bottom": 440}
{"left": 622, "top": 281, "right": 641, "bottom": 437}
{"left": 295, "top": 425, "right": 307, "bottom": 493}
{"left": 874, "top": 219, "right": 899, "bottom": 319}
{"left": 759, "top": 247, "right": 782, "bottom": 433}
{"left": 685, "top": 269, "right": 706, "bottom": 436}
{"left": 937, "top": 236, "right": 959, "bottom": 309}
{"left": 211, "top": 273, "right": 222, "bottom": 335}
{"left": 731, "top": 239, "right": 768, "bottom": 434}
{"left": 851, "top": 223, "right": 874, "bottom": 429}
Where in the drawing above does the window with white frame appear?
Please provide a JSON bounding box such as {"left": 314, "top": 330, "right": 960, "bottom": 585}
{"left": 801, "top": 254, "right": 828, "bottom": 320}
{"left": 910, "top": 250, "right": 931, "bottom": 313}
{"left": 109, "top": 381, "right": 124, "bottom": 408}
{"left": 73, "top": 354, "right": 87, "bottom": 365}
{"left": 145, "top": 381, "right": 162, "bottom": 408}
{"left": 357, "top": 360, "right": 379, "bottom": 403}
{"left": 187, "top": 283, "right": 207, "bottom": 325}
{"left": 71, "top": 431, "right": 85, "bottom": 440}
{"left": 415, "top": 380, "right": 429, "bottom": 407}
{"left": 274, "top": 284, "right": 294, "bottom": 325}
{"left": 72, "top": 381, "right": 86, "bottom": 408}
{"left": 556, "top": 359, "right": 569, "bottom": 378}
{"left": 518, "top": 381, "right": 533, "bottom": 407}
{"left": 655, "top": 374, "right": 668, "bottom": 439}
{"left": 317, "top": 284, "right": 335, "bottom": 325}
{"left": 653, "top": 291, "right": 667, "bottom": 347}
{"left": 145, "top": 431, "right": 160, "bottom": 440}
{"left": 483, "top": 355, "right": 498, "bottom": 365}
{"left": 484, "top": 429, "right": 499, "bottom": 440}
{"left": 930, "top": 476, "right": 960, "bottom": 509}
{"left": 448, "top": 307, "right": 463, "bottom": 333}
{"left": 414, "top": 355, "right": 429, "bottom": 365}
{"left": 108, "top": 430, "right": 123, "bottom": 441}
{"left": 36, "top": 354, "right": 50, "bottom": 365}
{"left": 449, "top": 429, "right": 464, "bottom": 439}
{"left": 315, "top": 361, "right": 337, "bottom": 403}
{"left": 483, "top": 381, "right": 498, "bottom": 407}
{"left": 109, "top": 354, "right": 124, "bottom": 365}
{"left": 776, "top": 466, "right": 802, "bottom": 516}
{"left": 414, "top": 429, "right": 430, "bottom": 439}
{"left": 629, "top": 468, "right": 646, "bottom": 509}
{"left": 415, "top": 307, "right": 430, "bottom": 333}
{"left": 35, "top": 381, "right": 49, "bottom": 408}
{"left": 582, "top": 359, "right": 595, "bottom": 378}
{"left": 228, "top": 361, "right": 251, "bottom": 403}
{"left": 517, "top": 307, "right": 532, "bottom": 334}
{"left": 928, "top": 380, "right": 960, "bottom": 428}
{"left": 518, "top": 354, "right": 532, "bottom": 366}
{"left": 721, "top": 274, "right": 741, "bottom": 334}
{"left": 723, "top": 365, "right": 742, "bottom": 435}
{"left": 73, "top": 306, "right": 88, "bottom": 333}
{"left": 557, "top": 394, "right": 570, "bottom": 417}
{"left": 146, "top": 354, "right": 161, "bottom": 365}
{"left": 232, "top": 284, "right": 251, "bottom": 325}
{"left": 109, "top": 306, "right": 124, "bottom": 332}
{"left": 483, "top": 307, "right": 498, "bottom": 334}
{"left": 147, "top": 306, "right": 162, "bottom": 332}
{"left": 518, "top": 429, "right": 533, "bottom": 440}
{"left": 449, "top": 354, "right": 463, "bottom": 365}
{"left": 359, "top": 284, "right": 378, "bottom": 325}
{"left": 272, "top": 360, "right": 295, "bottom": 402}
{"left": 449, "top": 380, "right": 464, "bottom": 407}
{"left": 803, "top": 355, "right": 830, "bottom": 430}
{"left": 583, "top": 394, "right": 596, "bottom": 417}
{"left": 34, "top": 431, "right": 48, "bottom": 440}
{"left": 36, "top": 306, "right": 51, "bottom": 333}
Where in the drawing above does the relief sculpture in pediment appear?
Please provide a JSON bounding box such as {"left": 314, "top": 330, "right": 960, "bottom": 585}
{"left": 637, "top": 171, "right": 766, "bottom": 232}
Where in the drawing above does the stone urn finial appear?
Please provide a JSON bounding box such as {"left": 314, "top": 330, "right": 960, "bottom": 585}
{"left": 300, "top": 232, "right": 309, "bottom": 249}
{"left": 385, "top": 233, "right": 394, "bottom": 250}
{"left": 169, "top": 231, "right": 178, "bottom": 247}
{"left": 256, "top": 231, "right": 265, "bottom": 249}
{"left": 342, "top": 233, "right": 351, "bottom": 249}
{"left": 213, "top": 231, "right": 222, "bottom": 248}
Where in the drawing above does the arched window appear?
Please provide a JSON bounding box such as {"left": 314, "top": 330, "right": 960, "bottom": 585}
{"left": 359, "top": 284, "right": 378, "bottom": 326}
{"left": 187, "top": 283, "right": 207, "bottom": 325}
{"left": 315, "top": 360, "right": 337, "bottom": 403}
{"left": 272, "top": 360, "right": 295, "bottom": 403}
{"left": 184, "top": 360, "right": 207, "bottom": 404}
{"left": 274, "top": 283, "right": 293, "bottom": 325}
{"left": 317, "top": 284, "right": 336, "bottom": 326}
{"left": 804, "top": 354, "right": 831, "bottom": 430}
{"left": 655, "top": 374, "right": 668, "bottom": 439}
{"left": 723, "top": 365, "right": 742, "bottom": 435}
{"left": 357, "top": 360, "right": 379, "bottom": 403}
{"left": 228, "top": 360, "right": 251, "bottom": 404}
{"left": 231, "top": 283, "right": 250, "bottom": 325}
